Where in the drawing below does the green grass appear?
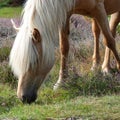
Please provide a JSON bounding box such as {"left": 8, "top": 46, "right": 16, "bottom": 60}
{"left": 0, "top": 84, "right": 120, "bottom": 120}
{"left": 0, "top": 44, "right": 120, "bottom": 119}
{"left": 0, "top": 47, "right": 10, "bottom": 62}
{"left": 0, "top": 6, "right": 22, "bottom": 18}
{"left": 0, "top": 0, "right": 10, "bottom": 7}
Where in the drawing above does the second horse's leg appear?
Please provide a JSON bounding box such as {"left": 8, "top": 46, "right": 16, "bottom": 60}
{"left": 92, "top": 3, "right": 120, "bottom": 71}
{"left": 102, "top": 12, "right": 120, "bottom": 73}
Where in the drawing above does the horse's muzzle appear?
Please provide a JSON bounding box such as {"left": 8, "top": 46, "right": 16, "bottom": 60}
{"left": 21, "top": 93, "right": 37, "bottom": 104}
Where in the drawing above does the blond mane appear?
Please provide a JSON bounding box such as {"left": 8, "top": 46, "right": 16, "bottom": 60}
{"left": 9, "top": 0, "right": 75, "bottom": 77}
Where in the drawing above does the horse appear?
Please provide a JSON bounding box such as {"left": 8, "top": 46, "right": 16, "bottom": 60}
{"left": 91, "top": 12, "right": 120, "bottom": 73}
{"left": 9, "top": 0, "right": 120, "bottom": 103}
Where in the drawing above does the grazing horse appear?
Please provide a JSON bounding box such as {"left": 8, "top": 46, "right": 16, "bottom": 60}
{"left": 10, "top": 0, "right": 120, "bottom": 103}
{"left": 91, "top": 12, "right": 120, "bottom": 73}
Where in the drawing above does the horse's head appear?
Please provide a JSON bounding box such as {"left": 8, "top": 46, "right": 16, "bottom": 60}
{"left": 10, "top": 21, "right": 55, "bottom": 104}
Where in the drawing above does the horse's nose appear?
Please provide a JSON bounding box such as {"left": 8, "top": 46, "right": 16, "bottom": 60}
{"left": 21, "top": 93, "right": 37, "bottom": 104}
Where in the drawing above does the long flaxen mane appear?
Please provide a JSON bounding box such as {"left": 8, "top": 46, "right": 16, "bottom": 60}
{"left": 9, "top": 0, "right": 75, "bottom": 78}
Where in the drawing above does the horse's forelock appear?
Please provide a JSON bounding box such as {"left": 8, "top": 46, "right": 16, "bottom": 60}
{"left": 10, "top": 0, "right": 75, "bottom": 77}
{"left": 9, "top": 27, "right": 40, "bottom": 77}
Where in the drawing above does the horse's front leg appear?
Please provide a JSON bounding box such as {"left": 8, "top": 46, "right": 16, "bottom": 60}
{"left": 102, "top": 12, "right": 120, "bottom": 73}
{"left": 54, "top": 19, "right": 70, "bottom": 90}
{"left": 92, "top": 3, "right": 120, "bottom": 73}
{"left": 91, "top": 19, "right": 101, "bottom": 70}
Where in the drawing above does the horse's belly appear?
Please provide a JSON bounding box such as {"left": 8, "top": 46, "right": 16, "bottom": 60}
{"left": 104, "top": 0, "right": 120, "bottom": 14}
{"left": 73, "top": 0, "right": 96, "bottom": 16}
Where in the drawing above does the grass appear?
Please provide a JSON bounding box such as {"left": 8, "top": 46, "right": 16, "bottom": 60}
{"left": 0, "top": 76, "right": 120, "bottom": 120}
{"left": 0, "top": 6, "right": 22, "bottom": 18}
{"left": 0, "top": 93, "right": 120, "bottom": 120}
{"left": 0, "top": 0, "right": 22, "bottom": 18}
{"left": 0, "top": 6, "right": 120, "bottom": 119}
{"left": 0, "top": 0, "right": 10, "bottom": 7}
{"left": 0, "top": 83, "right": 120, "bottom": 120}
{"left": 0, "top": 43, "right": 120, "bottom": 119}
{"left": 0, "top": 47, "right": 10, "bottom": 62}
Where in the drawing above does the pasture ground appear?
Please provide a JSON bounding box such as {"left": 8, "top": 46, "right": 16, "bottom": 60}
{"left": 0, "top": 6, "right": 120, "bottom": 120}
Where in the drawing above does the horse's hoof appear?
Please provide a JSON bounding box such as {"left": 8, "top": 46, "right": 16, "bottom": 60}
{"left": 53, "top": 83, "right": 61, "bottom": 91}
{"left": 91, "top": 66, "right": 95, "bottom": 71}
{"left": 117, "top": 63, "right": 120, "bottom": 71}
{"left": 53, "top": 80, "right": 67, "bottom": 91}
{"left": 101, "top": 67, "right": 112, "bottom": 76}
{"left": 53, "top": 76, "right": 66, "bottom": 91}
{"left": 91, "top": 64, "right": 100, "bottom": 72}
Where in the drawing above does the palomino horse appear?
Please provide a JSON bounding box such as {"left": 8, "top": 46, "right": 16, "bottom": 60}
{"left": 91, "top": 12, "right": 120, "bottom": 73}
{"left": 10, "top": 0, "right": 120, "bottom": 103}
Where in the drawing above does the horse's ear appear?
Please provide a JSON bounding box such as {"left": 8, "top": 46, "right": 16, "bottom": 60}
{"left": 32, "top": 28, "right": 41, "bottom": 43}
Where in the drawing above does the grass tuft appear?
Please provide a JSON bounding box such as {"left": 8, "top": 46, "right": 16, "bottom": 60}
{"left": 0, "top": 47, "right": 10, "bottom": 62}
{"left": 0, "top": 47, "right": 17, "bottom": 87}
